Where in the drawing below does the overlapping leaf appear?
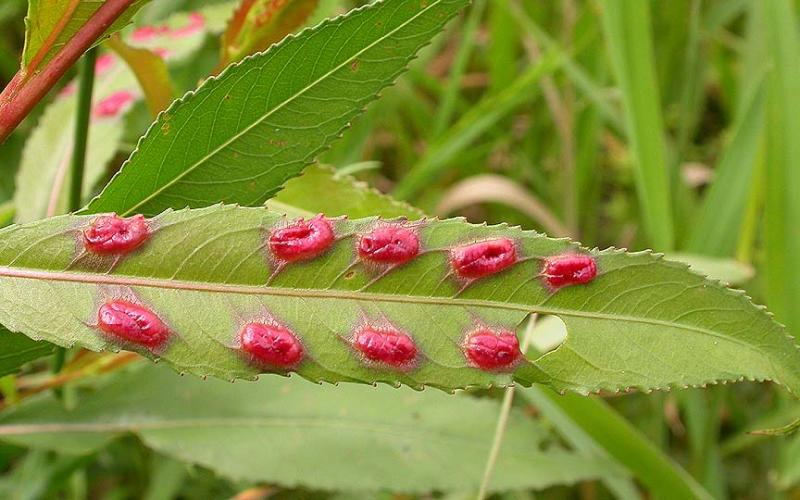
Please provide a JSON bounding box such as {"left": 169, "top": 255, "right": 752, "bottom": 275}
{"left": 269, "top": 164, "right": 424, "bottom": 219}
{"left": 14, "top": 7, "right": 231, "bottom": 223}
{"left": 219, "top": 0, "right": 319, "bottom": 68}
{"left": 0, "top": 327, "right": 53, "bottom": 378}
{"left": 83, "top": 0, "right": 468, "bottom": 216}
{"left": 0, "top": 206, "right": 796, "bottom": 395}
{"left": 0, "top": 364, "right": 626, "bottom": 492}
{"left": 22, "top": 0, "right": 149, "bottom": 73}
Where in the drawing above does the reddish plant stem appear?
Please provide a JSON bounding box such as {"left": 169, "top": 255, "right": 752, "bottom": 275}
{"left": 0, "top": 0, "right": 137, "bottom": 143}
{"left": 26, "top": 0, "right": 82, "bottom": 76}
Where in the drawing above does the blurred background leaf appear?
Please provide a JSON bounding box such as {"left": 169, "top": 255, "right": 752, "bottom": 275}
{"left": 0, "top": 364, "right": 629, "bottom": 494}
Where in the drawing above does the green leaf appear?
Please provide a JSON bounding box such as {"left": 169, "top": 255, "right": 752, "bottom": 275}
{"left": 0, "top": 364, "right": 627, "bottom": 493}
{"left": 269, "top": 164, "right": 423, "bottom": 219}
{"left": 0, "top": 206, "right": 797, "bottom": 396}
{"left": 107, "top": 35, "right": 174, "bottom": 117}
{"left": 219, "top": 0, "right": 320, "bottom": 68}
{"left": 0, "top": 201, "right": 15, "bottom": 228}
{"left": 0, "top": 449, "right": 94, "bottom": 500}
{"left": 22, "top": 0, "right": 149, "bottom": 74}
{"left": 778, "top": 432, "right": 800, "bottom": 489}
{"left": 505, "top": 2, "right": 623, "bottom": 135}
{"left": 762, "top": 0, "right": 800, "bottom": 345}
{"left": 667, "top": 253, "right": 754, "bottom": 286}
{"left": 751, "top": 417, "right": 800, "bottom": 437}
{"left": 686, "top": 77, "right": 766, "bottom": 256}
{"left": 83, "top": 0, "right": 468, "bottom": 217}
{"left": 142, "top": 454, "right": 188, "bottom": 500}
{"left": 0, "top": 327, "right": 54, "bottom": 378}
{"left": 432, "top": 0, "right": 486, "bottom": 136}
{"left": 14, "top": 7, "right": 229, "bottom": 224}
{"left": 599, "top": 0, "right": 674, "bottom": 250}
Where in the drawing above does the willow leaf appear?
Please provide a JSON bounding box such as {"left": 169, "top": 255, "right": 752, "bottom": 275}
{"left": 83, "top": 0, "right": 467, "bottom": 216}
{"left": 0, "top": 364, "right": 625, "bottom": 493}
{"left": 0, "top": 206, "right": 797, "bottom": 395}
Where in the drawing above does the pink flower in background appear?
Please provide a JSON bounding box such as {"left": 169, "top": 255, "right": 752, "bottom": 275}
{"left": 129, "top": 12, "right": 204, "bottom": 46}
{"left": 131, "top": 25, "right": 169, "bottom": 42}
{"left": 93, "top": 91, "right": 136, "bottom": 118}
{"left": 58, "top": 82, "right": 76, "bottom": 98}
{"left": 170, "top": 12, "right": 205, "bottom": 38}
{"left": 152, "top": 47, "right": 172, "bottom": 60}
{"left": 94, "top": 53, "right": 116, "bottom": 75}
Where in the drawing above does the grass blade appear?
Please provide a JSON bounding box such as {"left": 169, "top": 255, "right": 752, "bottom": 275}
{"left": 599, "top": 0, "right": 674, "bottom": 250}
{"left": 394, "top": 51, "right": 561, "bottom": 199}
{"left": 762, "top": 0, "right": 800, "bottom": 339}
{"left": 524, "top": 386, "right": 713, "bottom": 500}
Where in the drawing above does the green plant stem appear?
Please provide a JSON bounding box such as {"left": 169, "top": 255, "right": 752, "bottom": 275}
{"left": 52, "top": 47, "right": 98, "bottom": 379}
{"left": 68, "top": 47, "right": 97, "bottom": 213}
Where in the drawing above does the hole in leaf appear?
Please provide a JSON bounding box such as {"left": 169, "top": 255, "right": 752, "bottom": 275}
{"left": 528, "top": 315, "right": 567, "bottom": 354}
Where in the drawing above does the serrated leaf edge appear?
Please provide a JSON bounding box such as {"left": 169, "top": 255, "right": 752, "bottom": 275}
{"left": 82, "top": 0, "right": 467, "bottom": 216}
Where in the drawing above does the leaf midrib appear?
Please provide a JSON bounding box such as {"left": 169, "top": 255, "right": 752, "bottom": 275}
{"left": 119, "top": 0, "right": 445, "bottom": 216}
{"left": 0, "top": 265, "right": 748, "bottom": 344}
{"left": 0, "top": 417, "right": 489, "bottom": 444}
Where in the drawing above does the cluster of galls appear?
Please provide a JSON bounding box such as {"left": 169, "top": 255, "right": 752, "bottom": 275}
{"left": 83, "top": 213, "right": 599, "bottom": 373}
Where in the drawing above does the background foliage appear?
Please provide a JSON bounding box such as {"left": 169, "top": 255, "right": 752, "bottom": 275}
{"left": 1, "top": 0, "right": 799, "bottom": 498}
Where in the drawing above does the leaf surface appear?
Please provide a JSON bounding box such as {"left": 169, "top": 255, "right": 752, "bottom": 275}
{"left": 107, "top": 35, "right": 174, "bottom": 117}
{"left": 0, "top": 364, "right": 625, "bottom": 492}
{"left": 269, "top": 164, "right": 424, "bottom": 219}
{"left": 83, "top": 0, "right": 468, "bottom": 216}
{"left": 0, "top": 206, "right": 796, "bottom": 396}
{"left": 762, "top": 0, "right": 800, "bottom": 348}
{"left": 0, "top": 327, "right": 54, "bottom": 378}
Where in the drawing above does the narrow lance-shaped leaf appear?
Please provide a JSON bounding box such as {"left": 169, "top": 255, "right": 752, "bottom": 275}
{"left": 0, "top": 206, "right": 797, "bottom": 396}
{"left": 686, "top": 78, "right": 765, "bottom": 256}
{"left": 275, "top": 166, "right": 708, "bottom": 499}
{"left": 0, "top": 364, "right": 627, "bottom": 493}
{"left": 83, "top": 0, "right": 468, "bottom": 217}
{"left": 106, "top": 35, "right": 174, "bottom": 117}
